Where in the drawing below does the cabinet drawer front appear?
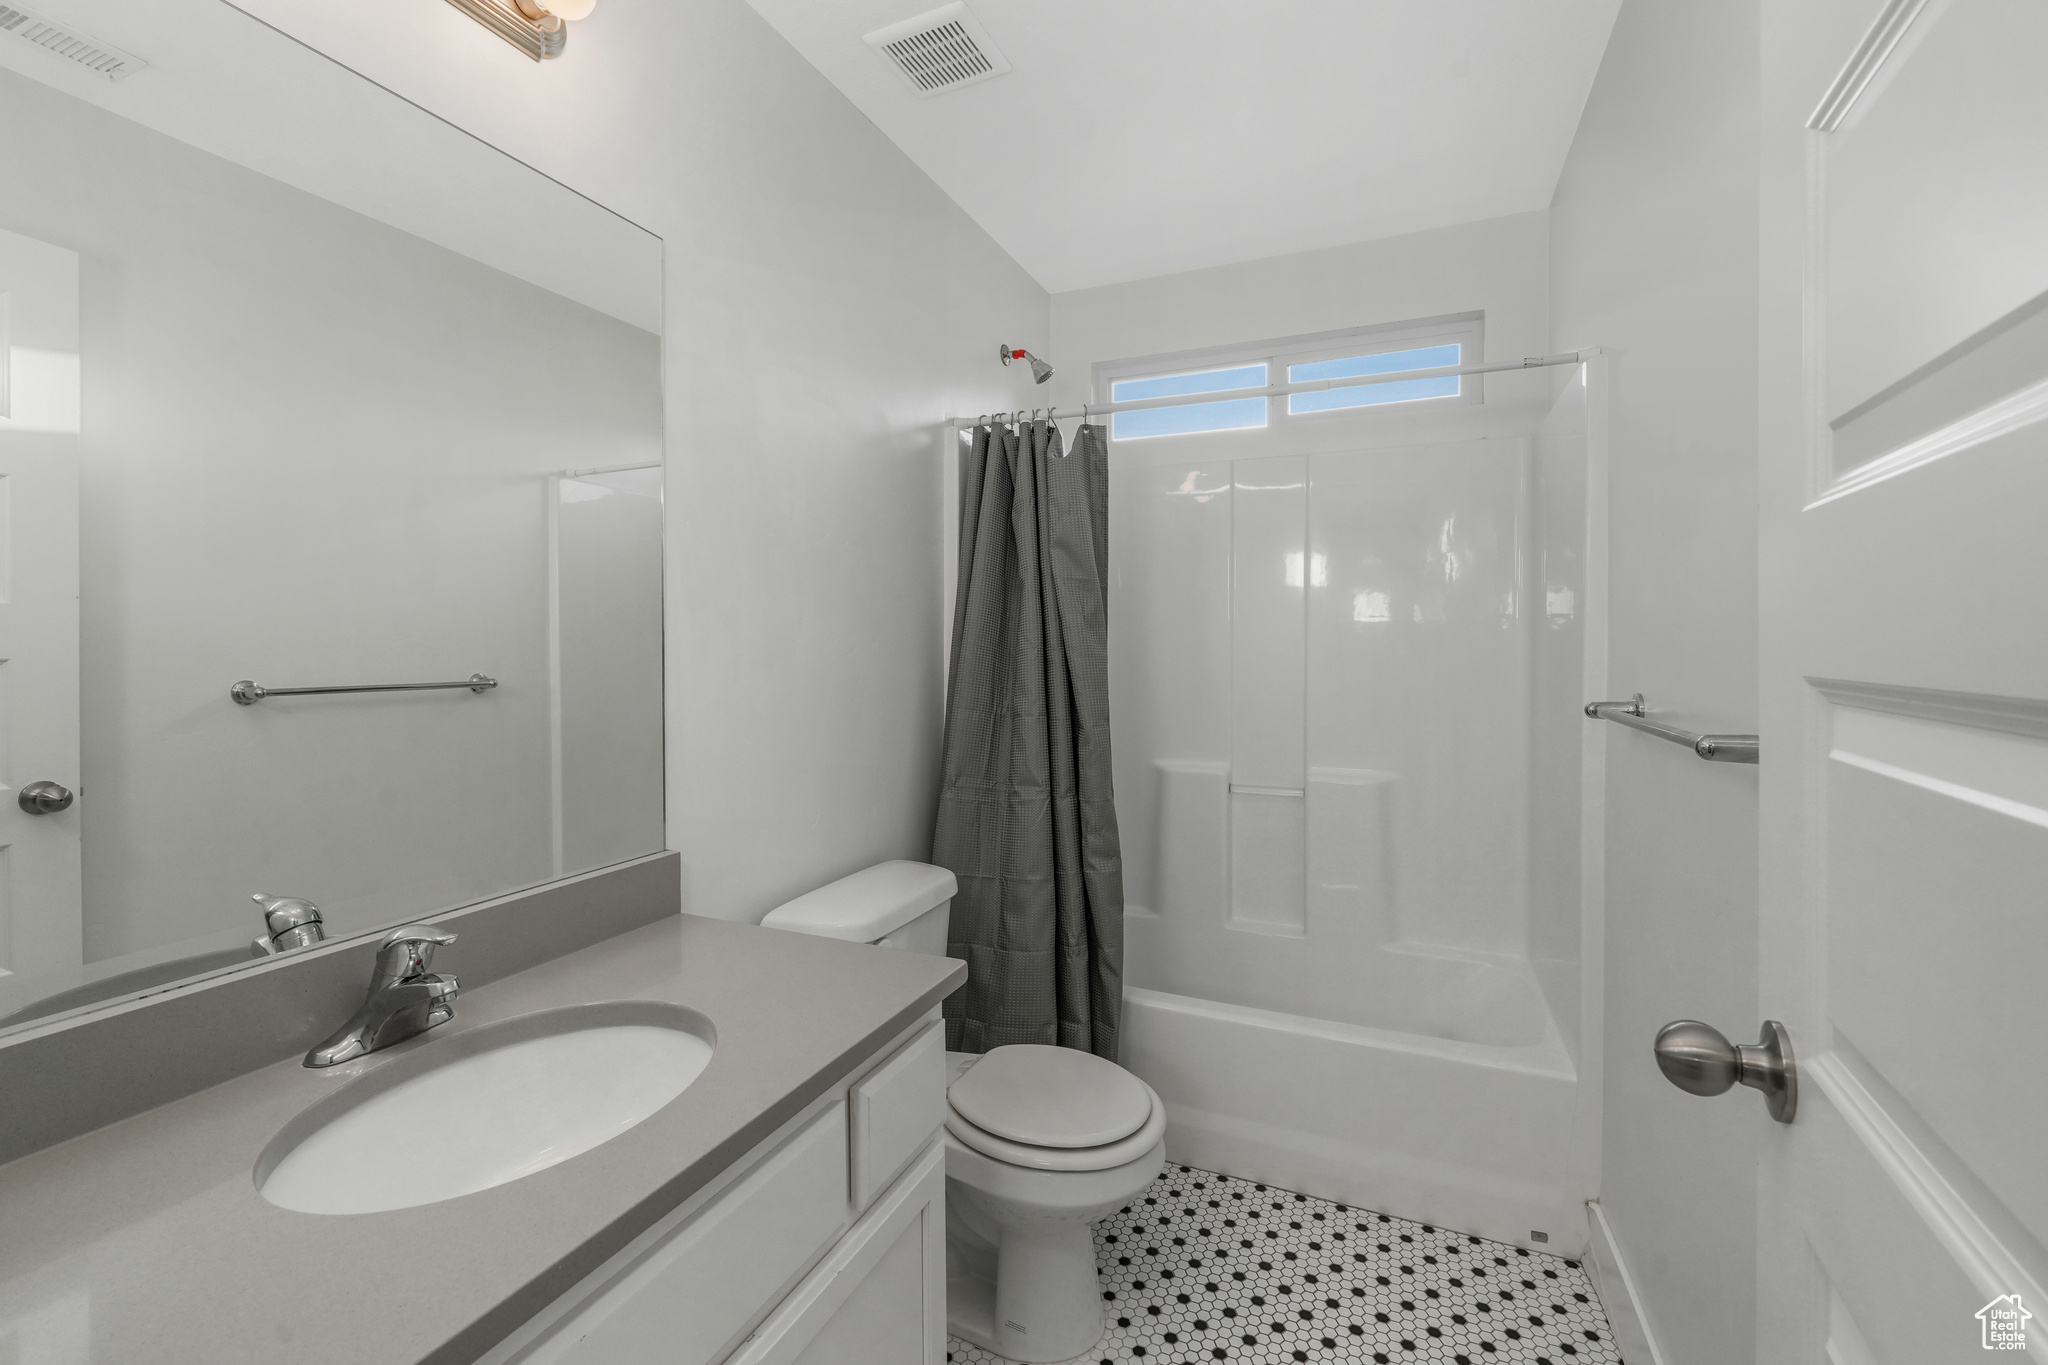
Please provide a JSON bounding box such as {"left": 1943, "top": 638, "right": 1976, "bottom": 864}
{"left": 530, "top": 1102, "right": 850, "bottom": 1365}
{"left": 849, "top": 1021, "right": 945, "bottom": 1211}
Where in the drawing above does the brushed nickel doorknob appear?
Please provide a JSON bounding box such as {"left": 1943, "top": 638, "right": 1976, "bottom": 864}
{"left": 1654, "top": 1019, "right": 1796, "bottom": 1123}
{"left": 17, "top": 781, "right": 74, "bottom": 815}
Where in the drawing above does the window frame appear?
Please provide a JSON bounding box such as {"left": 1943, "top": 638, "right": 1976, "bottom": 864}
{"left": 1092, "top": 312, "right": 1485, "bottom": 442}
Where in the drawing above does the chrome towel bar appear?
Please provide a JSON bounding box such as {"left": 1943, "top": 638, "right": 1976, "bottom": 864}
{"left": 231, "top": 673, "right": 497, "bottom": 705}
{"left": 1584, "top": 694, "right": 1759, "bottom": 764}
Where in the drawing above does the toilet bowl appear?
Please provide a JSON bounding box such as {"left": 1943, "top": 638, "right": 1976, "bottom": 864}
{"left": 761, "top": 862, "right": 1164, "bottom": 1363}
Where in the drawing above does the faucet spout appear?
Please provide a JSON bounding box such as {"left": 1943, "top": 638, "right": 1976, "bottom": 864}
{"left": 305, "top": 925, "right": 460, "bottom": 1068}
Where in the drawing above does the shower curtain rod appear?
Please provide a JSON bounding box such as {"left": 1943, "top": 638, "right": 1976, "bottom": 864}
{"left": 951, "top": 348, "right": 1594, "bottom": 426}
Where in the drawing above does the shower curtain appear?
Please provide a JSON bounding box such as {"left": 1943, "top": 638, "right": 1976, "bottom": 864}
{"left": 933, "top": 418, "right": 1124, "bottom": 1060}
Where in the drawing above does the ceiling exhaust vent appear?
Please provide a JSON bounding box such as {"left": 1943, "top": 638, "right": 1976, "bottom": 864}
{"left": 0, "top": 3, "right": 145, "bottom": 80}
{"left": 864, "top": 2, "right": 1010, "bottom": 97}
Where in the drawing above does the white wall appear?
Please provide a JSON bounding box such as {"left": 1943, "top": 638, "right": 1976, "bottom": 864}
{"left": 0, "top": 68, "right": 664, "bottom": 969}
{"left": 213, "top": 0, "right": 1056, "bottom": 923}
{"left": 1548, "top": 5, "right": 1762, "bottom": 1362}
{"left": 556, "top": 470, "right": 666, "bottom": 877}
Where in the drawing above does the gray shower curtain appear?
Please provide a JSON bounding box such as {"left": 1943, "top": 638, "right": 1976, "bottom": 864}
{"left": 933, "top": 418, "right": 1124, "bottom": 1061}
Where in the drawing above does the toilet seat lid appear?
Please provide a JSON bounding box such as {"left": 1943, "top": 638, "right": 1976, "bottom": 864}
{"left": 947, "top": 1044, "right": 1152, "bottom": 1148}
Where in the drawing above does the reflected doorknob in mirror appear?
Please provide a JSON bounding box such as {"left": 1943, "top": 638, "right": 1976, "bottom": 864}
{"left": 17, "top": 781, "right": 74, "bottom": 815}
{"left": 1654, "top": 1019, "right": 1797, "bottom": 1123}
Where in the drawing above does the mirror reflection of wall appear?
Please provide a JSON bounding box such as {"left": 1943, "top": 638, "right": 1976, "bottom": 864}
{"left": 554, "top": 466, "right": 665, "bottom": 877}
{"left": 0, "top": 63, "right": 664, "bottom": 1032}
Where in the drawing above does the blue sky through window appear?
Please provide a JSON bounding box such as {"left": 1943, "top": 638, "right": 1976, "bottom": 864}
{"left": 1288, "top": 343, "right": 1460, "bottom": 413}
{"left": 1111, "top": 363, "right": 1267, "bottom": 440}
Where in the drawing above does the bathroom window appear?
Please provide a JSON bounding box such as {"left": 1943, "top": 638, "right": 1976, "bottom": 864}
{"left": 1287, "top": 341, "right": 1462, "bottom": 414}
{"left": 1109, "top": 363, "right": 1269, "bottom": 441}
{"left": 1096, "top": 314, "right": 1483, "bottom": 441}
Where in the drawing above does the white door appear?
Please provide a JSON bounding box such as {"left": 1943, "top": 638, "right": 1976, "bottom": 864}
{"left": 0, "top": 228, "right": 83, "bottom": 1014}
{"left": 1759, "top": 0, "right": 2048, "bottom": 1361}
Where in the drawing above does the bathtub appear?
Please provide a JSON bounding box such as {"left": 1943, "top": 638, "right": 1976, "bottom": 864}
{"left": 1119, "top": 976, "right": 1588, "bottom": 1256}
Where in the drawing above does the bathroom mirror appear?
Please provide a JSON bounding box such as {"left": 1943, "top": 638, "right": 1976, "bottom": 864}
{"left": 0, "top": 0, "right": 665, "bottom": 1036}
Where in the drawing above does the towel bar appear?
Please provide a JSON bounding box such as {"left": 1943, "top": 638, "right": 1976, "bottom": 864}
{"left": 1584, "top": 694, "right": 1759, "bottom": 763}
{"left": 231, "top": 674, "right": 497, "bottom": 705}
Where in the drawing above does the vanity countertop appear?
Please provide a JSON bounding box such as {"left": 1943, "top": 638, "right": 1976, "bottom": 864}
{"left": 0, "top": 914, "right": 965, "bottom": 1364}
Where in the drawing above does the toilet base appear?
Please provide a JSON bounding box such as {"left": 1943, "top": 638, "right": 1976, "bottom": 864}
{"left": 946, "top": 1185, "right": 1106, "bottom": 1363}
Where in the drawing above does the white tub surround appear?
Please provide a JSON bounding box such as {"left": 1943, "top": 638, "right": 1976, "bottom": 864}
{"left": 1106, "top": 412, "right": 1603, "bottom": 1253}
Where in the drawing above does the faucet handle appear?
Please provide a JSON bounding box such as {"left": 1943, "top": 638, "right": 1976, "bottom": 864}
{"left": 372, "top": 924, "right": 458, "bottom": 987}
{"left": 251, "top": 893, "right": 324, "bottom": 957}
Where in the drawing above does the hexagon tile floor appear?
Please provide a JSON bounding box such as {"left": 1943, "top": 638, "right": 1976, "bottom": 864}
{"left": 946, "top": 1163, "right": 1621, "bottom": 1365}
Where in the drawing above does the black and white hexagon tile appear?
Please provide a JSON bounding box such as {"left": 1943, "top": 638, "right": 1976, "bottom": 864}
{"left": 946, "top": 1164, "right": 1622, "bottom": 1365}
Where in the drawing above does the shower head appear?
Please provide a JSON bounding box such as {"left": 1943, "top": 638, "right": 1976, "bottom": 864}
{"left": 1000, "top": 344, "right": 1054, "bottom": 385}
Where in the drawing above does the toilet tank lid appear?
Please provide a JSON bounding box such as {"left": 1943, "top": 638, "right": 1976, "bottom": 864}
{"left": 759, "top": 861, "right": 957, "bottom": 943}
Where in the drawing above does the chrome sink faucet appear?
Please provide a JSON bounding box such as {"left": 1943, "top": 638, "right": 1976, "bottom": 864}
{"left": 305, "top": 926, "right": 459, "bottom": 1068}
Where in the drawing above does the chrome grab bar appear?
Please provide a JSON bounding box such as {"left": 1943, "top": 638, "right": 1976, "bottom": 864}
{"left": 1584, "top": 694, "right": 1759, "bottom": 764}
{"left": 231, "top": 673, "right": 497, "bottom": 705}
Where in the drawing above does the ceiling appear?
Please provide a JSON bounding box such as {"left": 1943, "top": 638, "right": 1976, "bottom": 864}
{"left": 744, "top": 0, "right": 1621, "bottom": 294}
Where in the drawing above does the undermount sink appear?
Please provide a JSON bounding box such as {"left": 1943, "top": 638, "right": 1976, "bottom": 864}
{"left": 257, "top": 1002, "right": 715, "bottom": 1215}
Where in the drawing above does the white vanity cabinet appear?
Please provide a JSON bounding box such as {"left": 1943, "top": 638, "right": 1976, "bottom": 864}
{"left": 481, "top": 1015, "right": 948, "bottom": 1365}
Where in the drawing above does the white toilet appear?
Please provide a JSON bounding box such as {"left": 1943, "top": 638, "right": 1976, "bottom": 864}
{"left": 762, "top": 861, "right": 1166, "bottom": 1364}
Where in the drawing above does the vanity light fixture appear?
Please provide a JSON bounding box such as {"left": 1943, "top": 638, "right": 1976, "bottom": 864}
{"left": 440, "top": 0, "right": 594, "bottom": 61}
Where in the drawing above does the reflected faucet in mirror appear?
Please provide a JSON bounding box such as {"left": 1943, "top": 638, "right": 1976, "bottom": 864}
{"left": 251, "top": 894, "right": 325, "bottom": 958}
{"left": 305, "top": 926, "right": 460, "bottom": 1068}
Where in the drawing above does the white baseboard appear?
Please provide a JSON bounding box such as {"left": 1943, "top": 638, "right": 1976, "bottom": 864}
{"left": 1585, "top": 1201, "right": 1666, "bottom": 1365}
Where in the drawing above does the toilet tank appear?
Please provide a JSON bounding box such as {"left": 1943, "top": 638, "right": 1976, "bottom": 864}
{"left": 759, "top": 861, "right": 956, "bottom": 956}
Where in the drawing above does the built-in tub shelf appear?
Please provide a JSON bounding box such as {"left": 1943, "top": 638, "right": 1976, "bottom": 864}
{"left": 1584, "top": 694, "right": 1759, "bottom": 764}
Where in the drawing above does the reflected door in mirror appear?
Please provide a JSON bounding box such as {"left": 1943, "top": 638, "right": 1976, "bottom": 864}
{"left": 0, "top": 227, "right": 82, "bottom": 1014}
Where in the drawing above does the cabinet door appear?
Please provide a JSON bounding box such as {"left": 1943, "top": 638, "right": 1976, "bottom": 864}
{"left": 525, "top": 1102, "right": 850, "bottom": 1365}
{"left": 848, "top": 1020, "right": 945, "bottom": 1211}
{"left": 727, "top": 1139, "right": 946, "bottom": 1365}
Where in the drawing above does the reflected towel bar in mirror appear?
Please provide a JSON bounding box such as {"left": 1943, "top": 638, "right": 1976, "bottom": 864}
{"left": 230, "top": 674, "right": 498, "bottom": 705}
{"left": 1584, "top": 694, "right": 1759, "bottom": 764}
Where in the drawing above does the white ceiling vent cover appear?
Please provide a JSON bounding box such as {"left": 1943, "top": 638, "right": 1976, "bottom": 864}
{"left": 863, "top": 2, "right": 1010, "bottom": 97}
{"left": 0, "top": 3, "right": 145, "bottom": 80}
